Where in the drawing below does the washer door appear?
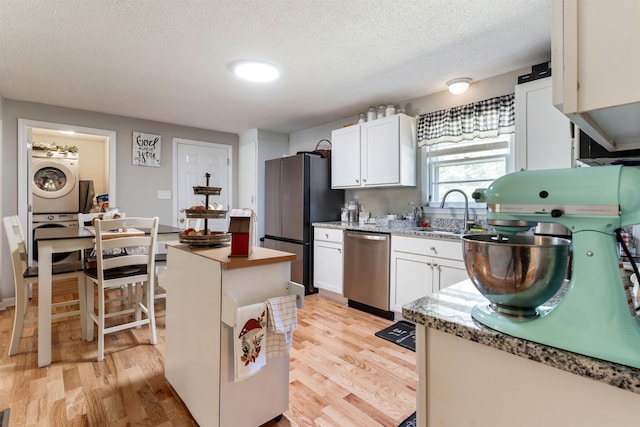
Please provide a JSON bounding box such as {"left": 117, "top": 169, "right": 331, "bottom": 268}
{"left": 32, "top": 160, "right": 77, "bottom": 199}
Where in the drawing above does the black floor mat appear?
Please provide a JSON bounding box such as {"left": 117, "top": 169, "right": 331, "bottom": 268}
{"left": 398, "top": 411, "right": 416, "bottom": 427}
{"left": 374, "top": 321, "right": 415, "bottom": 352}
{"left": 0, "top": 408, "right": 10, "bottom": 427}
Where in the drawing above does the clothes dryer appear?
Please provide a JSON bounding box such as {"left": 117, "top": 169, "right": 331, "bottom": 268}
{"left": 31, "top": 213, "right": 80, "bottom": 265}
{"left": 32, "top": 151, "right": 79, "bottom": 213}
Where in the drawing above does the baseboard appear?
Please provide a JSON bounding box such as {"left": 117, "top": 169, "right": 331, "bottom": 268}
{"left": 1, "top": 298, "right": 15, "bottom": 309}
{"left": 317, "top": 289, "right": 348, "bottom": 304}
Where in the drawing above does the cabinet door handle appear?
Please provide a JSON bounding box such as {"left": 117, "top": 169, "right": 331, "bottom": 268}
{"left": 432, "top": 263, "right": 439, "bottom": 268}
{"left": 338, "top": 248, "right": 342, "bottom": 254}
{"left": 325, "top": 233, "right": 329, "bottom": 239}
{"left": 356, "top": 179, "right": 360, "bottom": 183}
{"left": 363, "top": 178, "right": 367, "bottom": 183}
{"left": 429, "top": 246, "right": 436, "bottom": 251}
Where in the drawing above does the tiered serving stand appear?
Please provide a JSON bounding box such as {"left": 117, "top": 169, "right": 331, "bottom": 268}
{"left": 179, "top": 173, "right": 231, "bottom": 247}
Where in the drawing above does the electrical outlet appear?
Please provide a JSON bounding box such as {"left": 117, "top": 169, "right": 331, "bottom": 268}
{"left": 157, "top": 190, "right": 171, "bottom": 200}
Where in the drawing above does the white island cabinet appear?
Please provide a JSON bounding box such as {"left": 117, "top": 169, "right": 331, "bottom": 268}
{"left": 390, "top": 235, "right": 467, "bottom": 317}
{"left": 403, "top": 281, "right": 640, "bottom": 427}
{"left": 331, "top": 114, "right": 416, "bottom": 189}
{"left": 313, "top": 227, "right": 344, "bottom": 296}
{"left": 159, "top": 244, "right": 302, "bottom": 427}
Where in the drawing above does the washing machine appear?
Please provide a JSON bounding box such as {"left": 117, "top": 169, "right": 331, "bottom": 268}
{"left": 31, "top": 213, "right": 80, "bottom": 266}
{"left": 32, "top": 150, "right": 80, "bottom": 214}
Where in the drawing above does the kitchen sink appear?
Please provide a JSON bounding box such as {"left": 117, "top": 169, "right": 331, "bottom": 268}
{"left": 414, "top": 227, "right": 463, "bottom": 235}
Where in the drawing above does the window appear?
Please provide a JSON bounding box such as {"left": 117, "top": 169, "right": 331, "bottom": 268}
{"left": 423, "top": 135, "right": 514, "bottom": 206}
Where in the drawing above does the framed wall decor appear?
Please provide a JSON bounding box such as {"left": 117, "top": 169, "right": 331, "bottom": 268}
{"left": 132, "top": 131, "right": 161, "bottom": 167}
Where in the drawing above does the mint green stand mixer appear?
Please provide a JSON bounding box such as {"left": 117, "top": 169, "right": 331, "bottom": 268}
{"left": 470, "top": 165, "right": 640, "bottom": 369}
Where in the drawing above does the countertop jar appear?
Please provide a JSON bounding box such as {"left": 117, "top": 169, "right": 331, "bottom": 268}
{"left": 358, "top": 113, "right": 366, "bottom": 124}
{"left": 377, "top": 105, "right": 386, "bottom": 119}
{"left": 386, "top": 104, "right": 396, "bottom": 116}
{"left": 367, "top": 107, "right": 377, "bottom": 122}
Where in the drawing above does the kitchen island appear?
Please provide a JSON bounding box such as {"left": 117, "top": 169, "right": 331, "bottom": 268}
{"left": 402, "top": 280, "right": 640, "bottom": 427}
{"left": 159, "top": 244, "right": 302, "bottom": 427}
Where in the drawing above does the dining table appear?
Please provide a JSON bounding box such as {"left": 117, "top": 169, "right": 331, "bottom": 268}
{"left": 34, "top": 223, "right": 182, "bottom": 367}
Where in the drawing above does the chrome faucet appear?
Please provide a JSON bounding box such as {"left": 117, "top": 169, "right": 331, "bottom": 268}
{"left": 440, "top": 189, "right": 473, "bottom": 231}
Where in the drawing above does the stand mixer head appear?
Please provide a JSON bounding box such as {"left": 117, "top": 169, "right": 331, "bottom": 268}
{"left": 469, "top": 165, "right": 640, "bottom": 368}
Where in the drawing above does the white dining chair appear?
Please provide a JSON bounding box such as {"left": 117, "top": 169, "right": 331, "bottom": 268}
{"left": 84, "top": 217, "right": 159, "bottom": 361}
{"left": 3, "top": 215, "right": 87, "bottom": 356}
{"left": 79, "top": 211, "right": 136, "bottom": 304}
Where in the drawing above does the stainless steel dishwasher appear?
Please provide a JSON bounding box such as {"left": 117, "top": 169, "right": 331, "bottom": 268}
{"left": 343, "top": 230, "right": 393, "bottom": 319}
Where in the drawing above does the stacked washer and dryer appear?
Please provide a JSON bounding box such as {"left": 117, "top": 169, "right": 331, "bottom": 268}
{"left": 31, "top": 150, "right": 80, "bottom": 265}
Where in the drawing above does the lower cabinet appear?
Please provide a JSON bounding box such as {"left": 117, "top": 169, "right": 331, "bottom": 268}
{"left": 390, "top": 235, "right": 468, "bottom": 314}
{"left": 313, "top": 227, "right": 344, "bottom": 295}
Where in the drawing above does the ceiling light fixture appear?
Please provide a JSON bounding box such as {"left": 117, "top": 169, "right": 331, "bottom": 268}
{"left": 447, "top": 78, "right": 472, "bottom": 94}
{"left": 233, "top": 60, "right": 280, "bottom": 82}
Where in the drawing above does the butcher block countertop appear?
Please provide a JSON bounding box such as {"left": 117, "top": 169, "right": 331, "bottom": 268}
{"left": 167, "top": 244, "right": 296, "bottom": 269}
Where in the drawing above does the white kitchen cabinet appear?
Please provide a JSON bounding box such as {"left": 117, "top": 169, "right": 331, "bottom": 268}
{"left": 313, "top": 227, "right": 343, "bottom": 295}
{"left": 330, "top": 125, "right": 361, "bottom": 188}
{"left": 552, "top": 0, "right": 640, "bottom": 151}
{"left": 390, "top": 235, "right": 467, "bottom": 315}
{"left": 239, "top": 129, "right": 288, "bottom": 244}
{"left": 515, "top": 77, "right": 573, "bottom": 171}
{"left": 331, "top": 114, "right": 416, "bottom": 189}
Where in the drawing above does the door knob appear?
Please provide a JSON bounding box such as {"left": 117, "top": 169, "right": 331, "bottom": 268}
{"left": 179, "top": 218, "right": 185, "bottom": 224}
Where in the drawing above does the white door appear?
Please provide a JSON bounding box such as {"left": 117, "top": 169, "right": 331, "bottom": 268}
{"left": 174, "top": 138, "right": 231, "bottom": 231}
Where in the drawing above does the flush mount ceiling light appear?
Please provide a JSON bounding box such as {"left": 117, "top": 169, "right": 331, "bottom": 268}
{"left": 447, "top": 78, "right": 472, "bottom": 94}
{"left": 233, "top": 60, "right": 280, "bottom": 82}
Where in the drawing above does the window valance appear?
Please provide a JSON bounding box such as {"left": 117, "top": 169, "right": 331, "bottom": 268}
{"left": 417, "top": 93, "right": 515, "bottom": 146}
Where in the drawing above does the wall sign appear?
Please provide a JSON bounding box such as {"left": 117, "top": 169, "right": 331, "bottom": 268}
{"left": 132, "top": 131, "right": 161, "bottom": 167}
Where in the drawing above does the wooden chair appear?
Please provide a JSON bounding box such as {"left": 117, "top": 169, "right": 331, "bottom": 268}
{"left": 2, "top": 215, "right": 86, "bottom": 356}
{"left": 80, "top": 212, "right": 167, "bottom": 303}
{"left": 84, "top": 217, "right": 159, "bottom": 361}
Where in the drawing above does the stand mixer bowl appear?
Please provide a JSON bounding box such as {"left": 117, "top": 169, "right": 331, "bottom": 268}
{"left": 462, "top": 234, "right": 571, "bottom": 318}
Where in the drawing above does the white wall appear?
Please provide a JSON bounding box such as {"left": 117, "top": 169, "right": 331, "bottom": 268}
{"left": 288, "top": 67, "right": 530, "bottom": 217}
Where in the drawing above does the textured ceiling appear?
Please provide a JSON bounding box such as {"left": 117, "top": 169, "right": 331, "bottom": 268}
{"left": 0, "top": 0, "right": 552, "bottom": 135}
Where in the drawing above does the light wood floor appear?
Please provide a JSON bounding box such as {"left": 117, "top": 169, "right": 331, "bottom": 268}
{"left": 0, "top": 279, "right": 416, "bottom": 426}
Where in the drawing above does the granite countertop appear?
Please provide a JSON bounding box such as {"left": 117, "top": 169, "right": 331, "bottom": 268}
{"left": 313, "top": 220, "right": 469, "bottom": 241}
{"left": 402, "top": 280, "right": 640, "bottom": 395}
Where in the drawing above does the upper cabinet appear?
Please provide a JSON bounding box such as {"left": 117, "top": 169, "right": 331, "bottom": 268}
{"left": 552, "top": 0, "right": 640, "bottom": 151}
{"left": 331, "top": 114, "right": 416, "bottom": 189}
{"left": 515, "top": 77, "right": 574, "bottom": 171}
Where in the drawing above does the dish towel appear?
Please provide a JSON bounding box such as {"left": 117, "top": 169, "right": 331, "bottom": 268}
{"left": 265, "top": 294, "right": 298, "bottom": 358}
{"left": 234, "top": 302, "right": 267, "bottom": 382}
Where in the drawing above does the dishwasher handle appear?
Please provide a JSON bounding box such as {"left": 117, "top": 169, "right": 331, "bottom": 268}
{"left": 345, "top": 232, "right": 388, "bottom": 241}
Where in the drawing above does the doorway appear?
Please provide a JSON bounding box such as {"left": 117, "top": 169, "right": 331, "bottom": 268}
{"left": 173, "top": 138, "right": 232, "bottom": 231}
{"left": 18, "top": 119, "right": 116, "bottom": 261}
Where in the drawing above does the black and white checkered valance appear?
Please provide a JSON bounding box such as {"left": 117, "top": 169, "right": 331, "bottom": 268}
{"left": 417, "top": 93, "right": 515, "bottom": 146}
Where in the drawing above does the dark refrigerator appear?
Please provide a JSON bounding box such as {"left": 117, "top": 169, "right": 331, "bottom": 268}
{"left": 263, "top": 153, "right": 344, "bottom": 294}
